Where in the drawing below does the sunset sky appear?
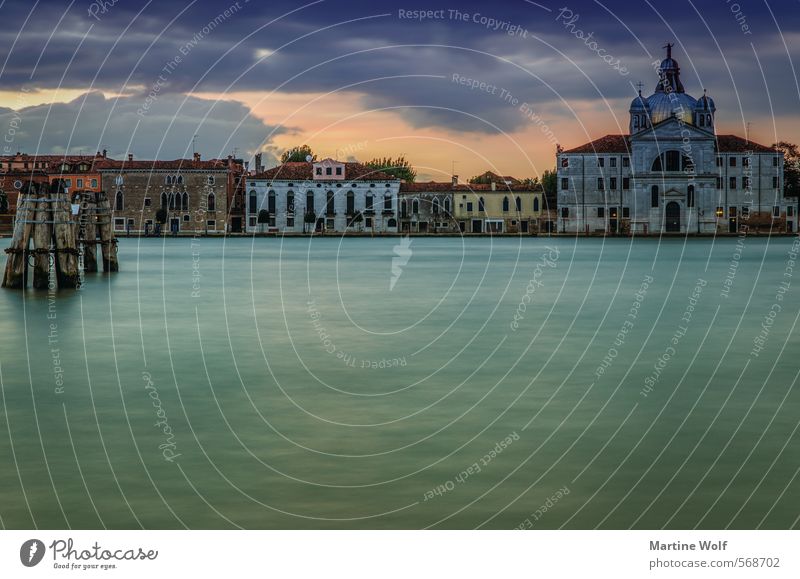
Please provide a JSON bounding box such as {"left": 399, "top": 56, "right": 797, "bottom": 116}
{"left": 1, "top": 0, "right": 799, "bottom": 181}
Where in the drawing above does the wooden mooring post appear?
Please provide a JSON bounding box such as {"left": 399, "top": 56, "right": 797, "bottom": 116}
{"left": 2, "top": 182, "right": 118, "bottom": 290}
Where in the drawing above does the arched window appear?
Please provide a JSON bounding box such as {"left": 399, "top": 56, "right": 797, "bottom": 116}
{"left": 515, "top": 196, "right": 522, "bottom": 211}
{"left": 169, "top": 193, "right": 176, "bottom": 210}
{"left": 412, "top": 199, "right": 419, "bottom": 214}
{"left": 651, "top": 185, "right": 659, "bottom": 207}
{"left": 533, "top": 197, "right": 540, "bottom": 212}
{"left": 326, "top": 191, "right": 335, "bottom": 215}
{"left": 633, "top": 116, "right": 639, "bottom": 129}
{"left": 207, "top": 175, "right": 215, "bottom": 185}
{"left": 502, "top": 196, "right": 509, "bottom": 212}
{"left": 444, "top": 198, "right": 451, "bottom": 214}
{"left": 699, "top": 115, "right": 705, "bottom": 127}
{"left": 249, "top": 191, "right": 257, "bottom": 214}
{"left": 268, "top": 190, "right": 276, "bottom": 214}
{"left": 165, "top": 175, "right": 171, "bottom": 185}
{"left": 207, "top": 193, "right": 215, "bottom": 211}
{"left": 400, "top": 200, "right": 408, "bottom": 218}
{"left": 478, "top": 197, "right": 485, "bottom": 212}
{"left": 384, "top": 195, "right": 392, "bottom": 210}
{"left": 287, "top": 191, "right": 295, "bottom": 214}
{"left": 161, "top": 192, "right": 167, "bottom": 208}
{"left": 115, "top": 191, "right": 124, "bottom": 211}
{"left": 652, "top": 150, "right": 692, "bottom": 172}
{"left": 387, "top": 218, "right": 397, "bottom": 228}
{"left": 687, "top": 185, "right": 695, "bottom": 207}
{"left": 432, "top": 197, "right": 440, "bottom": 215}
{"left": 182, "top": 192, "right": 188, "bottom": 210}
{"left": 177, "top": 175, "right": 183, "bottom": 185}
{"left": 306, "top": 191, "right": 314, "bottom": 213}
{"left": 346, "top": 191, "right": 355, "bottom": 214}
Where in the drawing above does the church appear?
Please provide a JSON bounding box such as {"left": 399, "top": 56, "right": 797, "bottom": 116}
{"left": 556, "top": 45, "right": 797, "bottom": 235}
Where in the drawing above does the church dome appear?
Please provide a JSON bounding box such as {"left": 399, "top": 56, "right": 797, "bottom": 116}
{"left": 629, "top": 93, "right": 650, "bottom": 111}
{"left": 695, "top": 92, "right": 716, "bottom": 111}
{"left": 647, "top": 92, "right": 697, "bottom": 125}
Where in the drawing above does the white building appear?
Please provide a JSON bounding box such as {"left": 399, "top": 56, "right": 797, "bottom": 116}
{"left": 557, "top": 44, "right": 797, "bottom": 235}
{"left": 245, "top": 158, "right": 400, "bottom": 233}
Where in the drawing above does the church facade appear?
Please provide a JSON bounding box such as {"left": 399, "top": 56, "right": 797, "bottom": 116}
{"left": 557, "top": 45, "right": 797, "bottom": 235}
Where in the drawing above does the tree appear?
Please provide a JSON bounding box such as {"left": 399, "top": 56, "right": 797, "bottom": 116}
{"left": 772, "top": 141, "right": 800, "bottom": 199}
{"left": 365, "top": 156, "right": 416, "bottom": 182}
{"left": 541, "top": 169, "right": 557, "bottom": 197}
{"left": 469, "top": 172, "right": 499, "bottom": 185}
{"left": 519, "top": 177, "right": 541, "bottom": 188}
{"left": 281, "top": 145, "right": 316, "bottom": 163}
{"left": 303, "top": 211, "right": 316, "bottom": 234}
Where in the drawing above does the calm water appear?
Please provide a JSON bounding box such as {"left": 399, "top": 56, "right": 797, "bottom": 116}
{"left": 0, "top": 235, "right": 797, "bottom": 529}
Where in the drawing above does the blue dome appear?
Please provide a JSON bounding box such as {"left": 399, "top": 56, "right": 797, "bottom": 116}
{"left": 629, "top": 94, "right": 650, "bottom": 111}
{"left": 647, "top": 92, "right": 696, "bottom": 125}
{"left": 695, "top": 93, "right": 716, "bottom": 111}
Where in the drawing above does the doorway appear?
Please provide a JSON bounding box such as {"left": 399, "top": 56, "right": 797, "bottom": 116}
{"left": 665, "top": 202, "right": 680, "bottom": 232}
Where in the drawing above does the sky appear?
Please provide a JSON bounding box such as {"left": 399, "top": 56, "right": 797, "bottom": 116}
{"left": 1, "top": 0, "right": 799, "bottom": 181}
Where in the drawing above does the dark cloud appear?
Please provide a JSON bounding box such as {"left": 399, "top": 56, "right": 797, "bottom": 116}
{"left": 0, "top": 0, "right": 798, "bottom": 144}
{"left": 0, "top": 90, "right": 286, "bottom": 161}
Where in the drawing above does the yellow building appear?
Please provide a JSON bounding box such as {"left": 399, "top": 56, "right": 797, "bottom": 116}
{"left": 452, "top": 183, "right": 544, "bottom": 233}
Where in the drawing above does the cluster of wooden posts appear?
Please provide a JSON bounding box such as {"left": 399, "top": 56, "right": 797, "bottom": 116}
{"left": 2, "top": 181, "right": 118, "bottom": 290}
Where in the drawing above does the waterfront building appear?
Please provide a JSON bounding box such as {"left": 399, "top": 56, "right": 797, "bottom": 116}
{"left": 557, "top": 44, "right": 797, "bottom": 235}
{"left": 97, "top": 154, "right": 230, "bottom": 235}
{"left": 245, "top": 158, "right": 400, "bottom": 233}
{"left": 451, "top": 181, "right": 545, "bottom": 234}
{"left": 398, "top": 181, "right": 458, "bottom": 233}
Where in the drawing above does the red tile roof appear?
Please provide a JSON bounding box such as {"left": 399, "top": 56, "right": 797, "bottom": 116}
{"left": 715, "top": 135, "right": 776, "bottom": 153}
{"left": 253, "top": 162, "right": 396, "bottom": 182}
{"left": 95, "top": 158, "right": 230, "bottom": 171}
{"left": 562, "top": 135, "right": 630, "bottom": 154}
{"left": 400, "top": 181, "right": 541, "bottom": 193}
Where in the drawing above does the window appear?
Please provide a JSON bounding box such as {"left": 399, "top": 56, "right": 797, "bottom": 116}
{"left": 115, "top": 191, "right": 124, "bottom": 211}
{"left": 316, "top": 167, "right": 322, "bottom": 175}
{"left": 306, "top": 191, "right": 315, "bottom": 213}
{"left": 165, "top": 175, "right": 171, "bottom": 184}
{"left": 287, "top": 217, "right": 295, "bottom": 227}
{"left": 716, "top": 157, "right": 723, "bottom": 167}
{"left": 347, "top": 191, "right": 355, "bottom": 214}
{"left": 161, "top": 193, "right": 168, "bottom": 208}
{"left": 610, "top": 157, "right": 617, "bottom": 168}
{"left": 561, "top": 157, "right": 569, "bottom": 168}
{"left": 716, "top": 177, "right": 723, "bottom": 189}
{"left": 773, "top": 176, "right": 779, "bottom": 188}
{"left": 610, "top": 177, "right": 617, "bottom": 190}
{"left": 652, "top": 150, "right": 689, "bottom": 172}
{"left": 144, "top": 197, "right": 152, "bottom": 207}
{"left": 788, "top": 206, "right": 794, "bottom": 217}
{"left": 515, "top": 196, "right": 522, "bottom": 211}
{"left": 182, "top": 192, "right": 188, "bottom": 210}
{"left": 597, "top": 157, "right": 605, "bottom": 167}
{"left": 633, "top": 116, "right": 640, "bottom": 130}
{"left": 64, "top": 179, "right": 72, "bottom": 187}
{"left": 412, "top": 199, "right": 419, "bottom": 214}
{"left": 622, "top": 157, "right": 630, "bottom": 168}
{"left": 249, "top": 216, "right": 257, "bottom": 227}
{"left": 268, "top": 191, "right": 276, "bottom": 214}
{"left": 730, "top": 177, "right": 737, "bottom": 189}
{"left": 743, "top": 156, "right": 750, "bottom": 167}
{"left": 249, "top": 192, "right": 257, "bottom": 213}
{"left": 597, "top": 178, "right": 604, "bottom": 190}
{"left": 744, "top": 176, "right": 751, "bottom": 189}
{"left": 432, "top": 198, "right": 440, "bottom": 214}
{"left": 730, "top": 157, "right": 737, "bottom": 167}
{"left": 207, "top": 220, "right": 216, "bottom": 231}
{"left": 77, "top": 179, "right": 83, "bottom": 188}
{"left": 699, "top": 115, "right": 705, "bottom": 127}
{"left": 623, "top": 177, "right": 630, "bottom": 190}
{"left": 561, "top": 207, "right": 569, "bottom": 218}
{"left": 91, "top": 179, "right": 97, "bottom": 188}
{"left": 207, "top": 193, "right": 215, "bottom": 211}
{"left": 466, "top": 202, "right": 473, "bottom": 212}
{"left": 729, "top": 207, "right": 737, "bottom": 217}
{"left": 114, "top": 218, "right": 125, "bottom": 231}
{"left": 115, "top": 175, "right": 124, "bottom": 185}
{"left": 773, "top": 156, "right": 779, "bottom": 167}
{"left": 561, "top": 178, "right": 569, "bottom": 190}
{"left": 326, "top": 191, "right": 334, "bottom": 215}
{"left": 207, "top": 176, "right": 215, "bottom": 185}
{"left": 365, "top": 217, "right": 373, "bottom": 228}
{"left": 335, "top": 167, "right": 342, "bottom": 175}
{"left": 365, "top": 195, "right": 373, "bottom": 210}
{"left": 651, "top": 185, "right": 659, "bottom": 207}
{"left": 326, "top": 167, "right": 332, "bottom": 175}
{"left": 183, "top": 214, "right": 190, "bottom": 222}
{"left": 741, "top": 206, "right": 750, "bottom": 217}
{"left": 478, "top": 197, "right": 485, "bottom": 212}
{"left": 773, "top": 206, "right": 781, "bottom": 217}
{"left": 597, "top": 207, "right": 605, "bottom": 218}
{"left": 502, "top": 196, "right": 509, "bottom": 212}
{"left": 177, "top": 175, "right": 183, "bottom": 185}
{"left": 687, "top": 185, "right": 695, "bottom": 207}
{"left": 287, "top": 192, "right": 295, "bottom": 213}
{"left": 716, "top": 207, "right": 723, "bottom": 217}
{"left": 533, "top": 197, "right": 539, "bottom": 212}
{"left": 444, "top": 198, "right": 451, "bottom": 214}
{"left": 384, "top": 195, "right": 392, "bottom": 210}
{"left": 622, "top": 207, "right": 630, "bottom": 218}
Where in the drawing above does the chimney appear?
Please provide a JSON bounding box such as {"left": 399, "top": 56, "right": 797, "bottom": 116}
{"left": 491, "top": 181, "right": 496, "bottom": 191}
{"left": 193, "top": 152, "right": 201, "bottom": 161}
{"left": 451, "top": 174, "right": 458, "bottom": 186}
{"left": 127, "top": 153, "right": 133, "bottom": 162}
{"left": 102, "top": 149, "right": 107, "bottom": 158}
